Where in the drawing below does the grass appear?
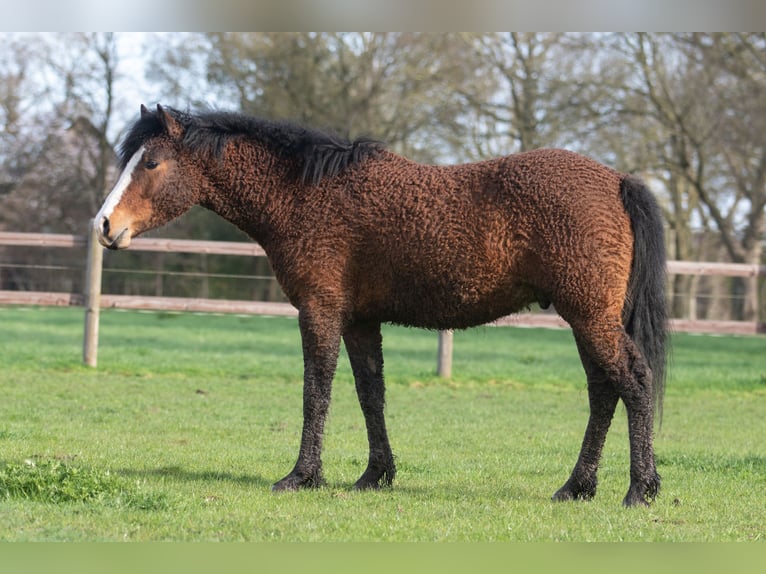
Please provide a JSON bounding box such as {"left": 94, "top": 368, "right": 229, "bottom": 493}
{"left": 0, "top": 459, "right": 167, "bottom": 509}
{"left": 0, "top": 306, "right": 764, "bottom": 541}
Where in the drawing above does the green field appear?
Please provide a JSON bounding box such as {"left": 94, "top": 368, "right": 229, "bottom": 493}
{"left": 0, "top": 306, "right": 764, "bottom": 541}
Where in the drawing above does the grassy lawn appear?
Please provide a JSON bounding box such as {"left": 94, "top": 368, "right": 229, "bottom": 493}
{"left": 0, "top": 306, "right": 764, "bottom": 541}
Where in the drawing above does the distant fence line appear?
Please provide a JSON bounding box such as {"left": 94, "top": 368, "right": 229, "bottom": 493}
{"left": 0, "top": 230, "right": 764, "bottom": 371}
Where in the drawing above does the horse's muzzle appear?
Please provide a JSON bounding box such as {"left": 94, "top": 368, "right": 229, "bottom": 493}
{"left": 95, "top": 217, "right": 132, "bottom": 250}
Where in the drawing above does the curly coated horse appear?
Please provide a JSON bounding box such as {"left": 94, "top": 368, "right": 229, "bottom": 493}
{"left": 94, "top": 105, "right": 668, "bottom": 506}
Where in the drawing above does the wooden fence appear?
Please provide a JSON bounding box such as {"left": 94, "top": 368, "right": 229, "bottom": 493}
{"left": 0, "top": 229, "right": 764, "bottom": 371}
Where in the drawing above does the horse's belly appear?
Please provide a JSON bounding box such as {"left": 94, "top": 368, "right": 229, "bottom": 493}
{"left": 363, "top": 278, "right": 537, "bottom": 330}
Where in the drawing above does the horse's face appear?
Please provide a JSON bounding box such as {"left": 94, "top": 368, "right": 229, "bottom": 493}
{"left": 94, "top": 106, "right": 201, "bottom": 250}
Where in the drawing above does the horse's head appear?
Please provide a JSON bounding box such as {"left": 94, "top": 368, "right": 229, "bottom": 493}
{"left": 94, "top": 104, "right": 202, "bottom": 250}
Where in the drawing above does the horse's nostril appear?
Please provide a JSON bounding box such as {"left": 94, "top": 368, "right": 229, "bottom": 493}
{"left": 101, "top": 217, "right": 110, "bottom": 237}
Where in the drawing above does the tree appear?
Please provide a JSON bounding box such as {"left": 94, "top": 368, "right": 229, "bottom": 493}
{"left": 688, "top": 34, "right": 765, "bottom": 320}
{"left": 626, "top": 33, "right": 765, "bottom": 320}
{"left": 1, "top": 33, "right": 761, "bottom": 313}
{"left": 0, "top": 36, "right": 45, "bottom": 205}
{"left": 0, "top": 33, "right": 125, "bottom": 295}
{"left": 0, "top": 33, "right": 122, "bottom": 234}
{"left": 461, "top": 33, "right": 552, "bottom": 154}
{"left": 149, "top": 32, "right": 476, "bottom": 163}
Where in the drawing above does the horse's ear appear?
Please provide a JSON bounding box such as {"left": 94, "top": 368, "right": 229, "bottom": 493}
{"left": 140, "top": 104, "right": 150, "bottom": 119}
{"left": 156, "top": 104, "right": 184, "bottom": 140}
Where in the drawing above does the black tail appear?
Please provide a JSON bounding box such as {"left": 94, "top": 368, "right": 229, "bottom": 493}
{"left": 619, "top": 175, "right": 669, "bottom": 424}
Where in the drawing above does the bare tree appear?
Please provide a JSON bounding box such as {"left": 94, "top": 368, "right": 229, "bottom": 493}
{"left": 1, "top": 32, "right": 761, "bottom": 312}
{"left": 626, "top": 33, "right": 765, "bottom": 320}
{"left": 0, "top": 36, "right": 47, "bottom": 204}
{"left": 0, "top": 33, "right": 122, "bottom": 233}
{"left": 149, "top": 32, "right": 476, "bottom": 163}
{"left": 691, "top": 33, "right": 765, "bottom": 320}
{"left": 457, "top": 33, "right": 592, "bottom": 157}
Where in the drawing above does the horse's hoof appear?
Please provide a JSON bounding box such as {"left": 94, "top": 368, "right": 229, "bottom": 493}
{"left": 551, "top": 479, "right": 596, "bottom": 502}
{"left": 272, "top": 478, "right": 299, "bottom": 492}
{"left": 622, "top": 474, "right": 660, "bottom": 507}
{"left": 622, "top": 486, "right": 656, "bottom": 507}
{"left": 272, "top": 472, "right": 324, "bottom": 492}
{"left": 551, "top": 487, "right": 575, "bottom": 502}
{"left": 353, "top": 466, "right": 395, "bottom": 490}
{"left": 622, "top": 493, "right": 651, "bottom": 507}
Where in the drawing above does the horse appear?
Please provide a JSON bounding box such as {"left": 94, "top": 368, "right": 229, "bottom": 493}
{"left": 94, "top": 104, "right": 668, "bottom": 507}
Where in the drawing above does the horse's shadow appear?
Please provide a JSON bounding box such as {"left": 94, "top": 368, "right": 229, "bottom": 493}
{"left": 117, "top": 465, "right": 458, "bottom": 496}
{"left": 119, "top": 465, "right": 273, "bottom": 489}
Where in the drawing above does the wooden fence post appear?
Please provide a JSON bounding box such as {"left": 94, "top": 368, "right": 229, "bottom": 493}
{"left": 436, "top": 330, "right": 453, "bottom": 378}
{"left": 82, "top": 222, "right": 103, "bottom": 367}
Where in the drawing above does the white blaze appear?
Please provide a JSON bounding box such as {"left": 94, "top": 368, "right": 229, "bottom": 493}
{"left": 93, "top": 146, "right": 145, "bottom": 230}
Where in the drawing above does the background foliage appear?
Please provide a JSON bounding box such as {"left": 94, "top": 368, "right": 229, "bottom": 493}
{"left": 0, "top": 33, "right": 764, "bottom": 319}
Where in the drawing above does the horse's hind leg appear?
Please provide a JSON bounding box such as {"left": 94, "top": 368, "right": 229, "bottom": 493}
{"left": 552, "top": 335, "right": 619, "bottom": 502}
{"left": 343, "top": 321, "right": 396, "bottom": 489}
{"left": 614, "top": 334, "right": 661, "bottom": 507}
{"left": 561, "top": 320, "right": 660, "bottom": 507}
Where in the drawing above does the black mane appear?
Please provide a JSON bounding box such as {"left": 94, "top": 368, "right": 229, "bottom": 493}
{"left": 118, "top": 107, "right": 385, "bottom": 185}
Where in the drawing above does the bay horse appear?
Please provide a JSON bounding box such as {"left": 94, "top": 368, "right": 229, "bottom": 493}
{"left": 94, "top": 105, "right": 668, "bottom": 507}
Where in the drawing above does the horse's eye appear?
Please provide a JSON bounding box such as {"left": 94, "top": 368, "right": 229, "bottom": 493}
{"left": 145, "top": 160, "right": 159, "bottom": 170}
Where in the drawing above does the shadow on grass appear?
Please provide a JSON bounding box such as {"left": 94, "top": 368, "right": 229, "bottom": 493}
{"left": 117, "top": 465, "right": 532, "bottom": 499}
{"left": 120, "top": 465, "right": 274, "bottom": 489}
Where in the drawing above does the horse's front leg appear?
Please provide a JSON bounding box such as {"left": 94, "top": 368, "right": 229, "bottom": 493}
{"left": 343, "top": 321, "right": 396, "bottom": 489}
{"left": 272, "top": 307, "right": 342, "bottom": 491}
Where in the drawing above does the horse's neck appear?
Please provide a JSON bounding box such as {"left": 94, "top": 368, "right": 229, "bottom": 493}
{"left": 203, "top": 143, "right": 297, "bottom": 246}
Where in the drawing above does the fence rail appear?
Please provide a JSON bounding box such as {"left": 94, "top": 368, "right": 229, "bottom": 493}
{"left": 0, "top": 231, "right": 266, "bottom": 256}
{"left": 1, "top": 230, "right": 763, "bottom": 370}
{"left": 0, "top": 290, "right": 297, "bottom": 315}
